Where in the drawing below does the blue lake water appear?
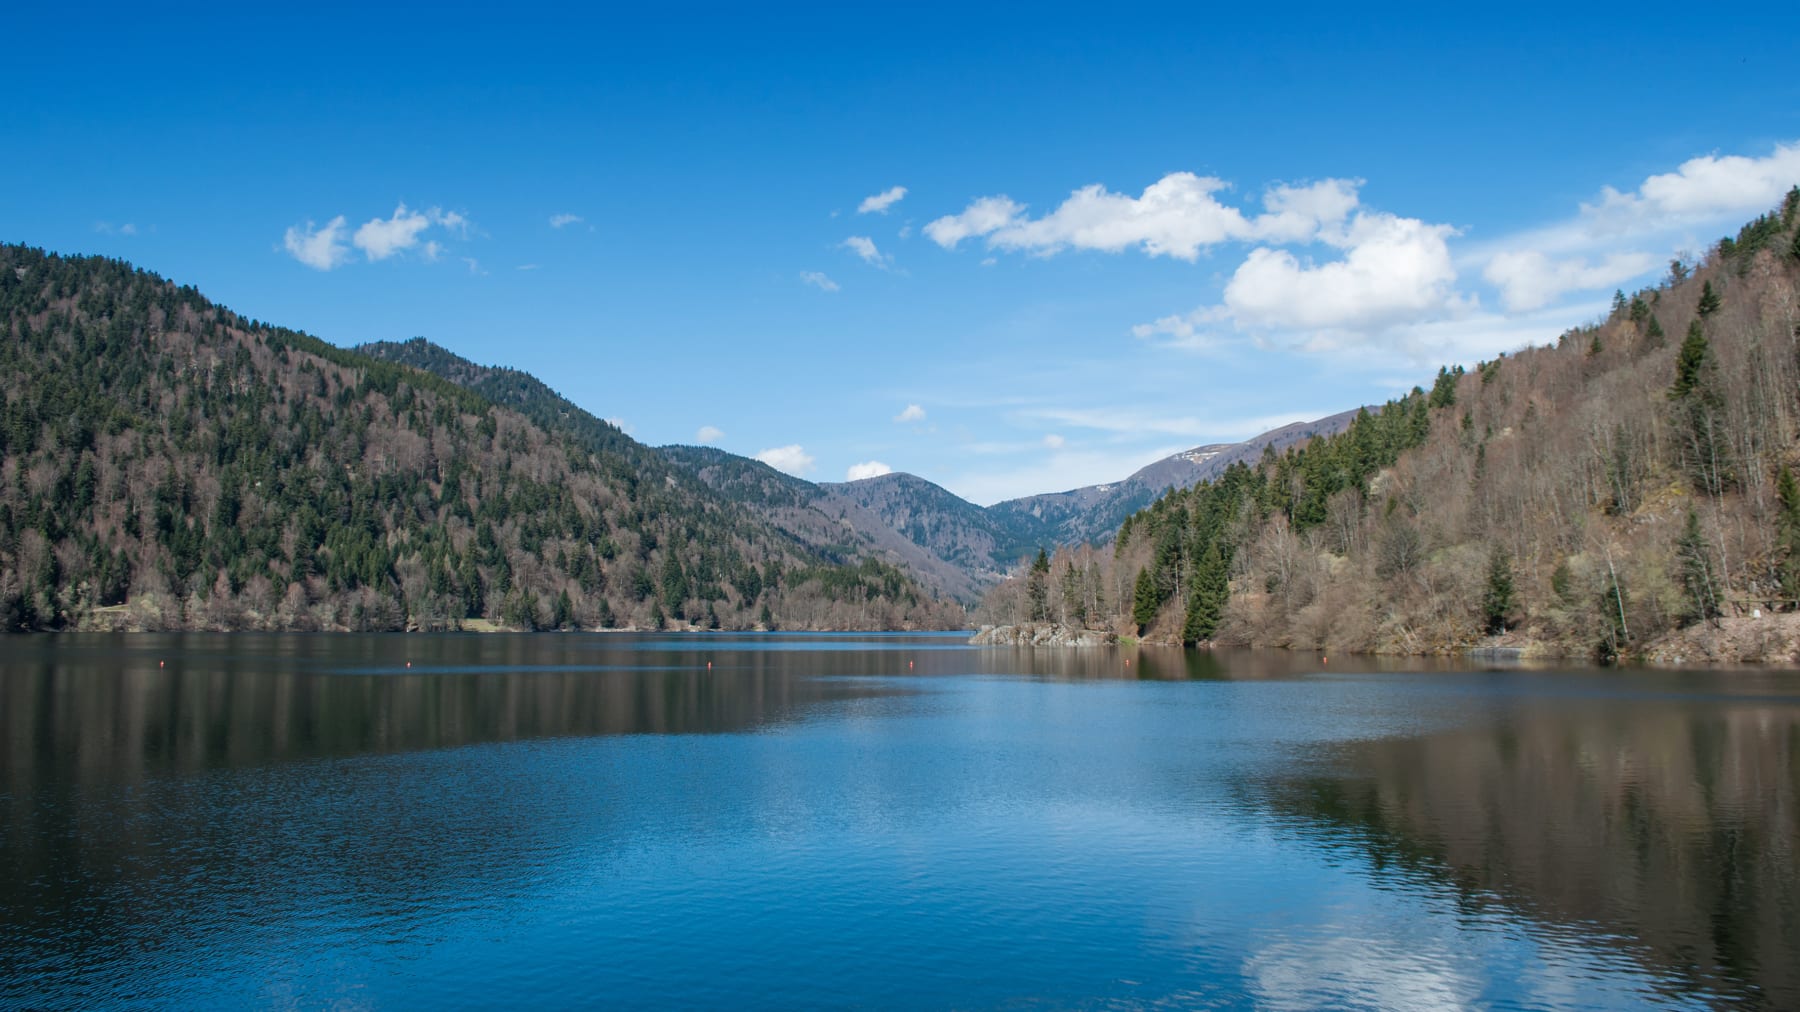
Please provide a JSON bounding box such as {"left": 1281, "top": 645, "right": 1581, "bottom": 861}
{"left": 2, "top": 632, "right": 1796, "bottom": 1008}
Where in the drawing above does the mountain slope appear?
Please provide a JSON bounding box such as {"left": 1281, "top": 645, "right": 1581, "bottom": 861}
{"left": 0, "top": 247, "right": 962, "bottom": 632}
{"left": 983, "top": 192, "right": 1800, "bottom": 662}
{"left": 987, "top": 411, "right": 1361, "bottom": 546}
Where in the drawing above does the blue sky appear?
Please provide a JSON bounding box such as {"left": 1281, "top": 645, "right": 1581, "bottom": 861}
{"left": 7, "top": 3, "right": 1800, "bottom": 503}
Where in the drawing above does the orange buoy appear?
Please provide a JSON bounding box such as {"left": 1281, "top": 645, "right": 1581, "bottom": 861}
{"left": 406, "top": 661, "right": 412, "bottom": 668}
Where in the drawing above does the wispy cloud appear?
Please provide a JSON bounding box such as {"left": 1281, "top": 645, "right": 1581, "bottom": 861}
{"left": 696, "top": 425, "right": 724, "bottom": 444}
{"left": 842, "top": 235, "right": 891, "bottom": 268}
{"left": 799, "top": 270, "right": 840, "bottom": 292}
{"left": 894, "top": 403, "right": 926, "bottom": 423}
{"left": 549, "top": 212, "right": 583, "bottom": 229}
{"left": 283, "top": 216, "right": 350, "bottom": 270}
{"left": 94, "top": 221, "right": 139, "bottom": 236}
{"left": 857, "top": 186, "right": 907, "bottom": 215}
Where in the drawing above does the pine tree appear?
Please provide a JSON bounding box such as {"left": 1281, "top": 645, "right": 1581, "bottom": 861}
{"left": 1677, "top": 511, "right": 1720, "bottom": 625}
{"left": 1645, "top": 315, "right": 1665, "bottom": 346}
{"left": 1131, "top": 568, "right": 1158, "bottom": 630}
{"left": 1026, "top": 548, "right": 1050, "bottom": 622}
{"left": 1696, "top": 280, "right": 1722, "bottom": 318}
{"left": 1181, "top": 545, "right": 1228, "bottom": 645}
{"left": 1777, "top": 465, "right": 1800, "bottom": 604}
{"left": 1671, "top": 320, "right": 1712, "bottom": 400}
{"left": 1482, "top": 547, "right": 1516, "bottom": 634}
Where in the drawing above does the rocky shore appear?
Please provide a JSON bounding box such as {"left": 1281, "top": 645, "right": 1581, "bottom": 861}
{"left": 969, "top": 622, "right": 1119, "bottom": 647}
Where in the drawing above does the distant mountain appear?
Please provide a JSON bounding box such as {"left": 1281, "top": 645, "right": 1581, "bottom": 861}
{"left": 988, "top": 411, "right": 1362, "bottom": 546}
{"left": 0, "top": 249, "right": 962, "bottom": 633}
{"left": 660, "top": 447, "right": 1003, "bottom": 602}
{"left": 361, "top": 342, "right": 1365, "bottom": 603}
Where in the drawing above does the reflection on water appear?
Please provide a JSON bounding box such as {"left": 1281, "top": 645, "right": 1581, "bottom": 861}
{"left": 1259, "top": 669, "right": 1800, "bottom": 1008}
{"left": 2, "top": 635, "right": 1797, "bottom": 1008}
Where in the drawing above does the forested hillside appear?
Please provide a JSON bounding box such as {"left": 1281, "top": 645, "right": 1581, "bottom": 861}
{"left": 982, "top": 192, "right": 1800, "bottom": 662}
{"left": 0, "top": 246, "right": 963, "bottom": 632}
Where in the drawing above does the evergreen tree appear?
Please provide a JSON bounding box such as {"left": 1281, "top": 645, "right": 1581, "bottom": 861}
{"left": 759, "top": 601, "right": 775, "bottom": 631}
{"left": 1696, "top": 280, "right": 1722, "bottom": 318}
{"left": 1481, "top": 547, "right": 1516, "bottom": 634}
{"left": 597, "top": 597, "right": 616, "bottom": 629}
{"left": 1677, "top": 511, "right": 1720, "bottom": 625}
{"left": 1131, "top": 568, "right": 1159, "bottom": 630}
{"left": 1777, "top": 465, "right": 1800, "bottom": 604}
{"left": 1025, "top": 548, "right": 1050, "bottom": 622}
{"left": 1671, "top": 320, "right": 1712, "bottom": 400}
{"left": 1610, "top": 289, "right": 1627, "bottom": 316}
{"left": 1181, "top": 545, "right": 1228, "bottom": 645}
{"left": 1645, "top": 315, "right": 1665, "bottom": 346}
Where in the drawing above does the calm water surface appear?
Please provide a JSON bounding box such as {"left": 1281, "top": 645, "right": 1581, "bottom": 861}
{"left": 2, "top": 633, "right": 1797, "bottom": 1009}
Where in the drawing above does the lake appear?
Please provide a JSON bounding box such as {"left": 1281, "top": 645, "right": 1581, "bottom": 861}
{"left": 2, "top": 632, "right": 1796, "bottom": 1009}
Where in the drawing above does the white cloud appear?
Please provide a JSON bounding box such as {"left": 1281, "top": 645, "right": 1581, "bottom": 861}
{"left": 846, "top": 460, "right": 893, "bottom": 480}
{"left": 857, "top": 186, "right": 907, "bottom": 215}
{"left": 924, "top": 195, "right": 1026, "bottom": 248}
{"left": 604, "top": 416, "right": 633, "bottom": 434}
{"left": 1042, "top": 433, "right": 1065, "bottom": 449}
{"left": 1132, "top": 306, "right": 1231, "bottom": 350}
{"left": 894, "top": 403, "right": 926, "bottom": 423}
{"left": 95, "top": 222, "right": 140, "bottom": 236}
{"left": 842, "top": 235, "right": 891, "bottom": 268}
{"left": 516, "top": 263, "right": 540, "bottom": 271}
{"left": 549, "top": 212, "right": 583, "bottom": 229}
{"left": 1588, "top": 141, "right": 1800, "bottom": 227}
{"left": 283, "top": 216, "right": 350, "bottom": 270}
{"left": 1223, "top": 212, "right": 1463, "bottom": 333}
{"left": 799, "top": 270, "right": 840, "bottom": 292}
{"left": 925, "top": 173, "right": 1366, "bottom": 261}
{"left": 755, "top": 444, "right": 816, "bottom": 477}
{"left": 1482, "top": 249, "right": 1658, "bottom": 312}
{"left": 353, "top": 204, "right": 435, "bottom": 261}
{"left": 696, "top": 425, "right": 724, "bottom": 444}
{"left": 285, "top": 204, "right": 470, "bottom": 269}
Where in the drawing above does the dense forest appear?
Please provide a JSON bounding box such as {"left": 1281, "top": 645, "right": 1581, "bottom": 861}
{"left": 981, "top": 191, "right": 1800, "bottom": 662}
{"left": 0, "top": 245, "right": 964, "bottom": 632}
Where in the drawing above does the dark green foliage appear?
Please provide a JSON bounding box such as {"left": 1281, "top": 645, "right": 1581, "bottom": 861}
{"left": 1181, "top": 545, "right": 1228, "bottom": 645}
{"left": 1645, "top": 315, "right": 1665, "bottom": 346}
{"left": 1550, "top": 560, "right": 1573, "bottom": 605}
{"left": 1025, "top": 548, "right": 1050, "bottom": 622}
{"left": 1776, "top": 466, "right": 1800, "bottom": 604}
{"left": 1677, "top": 511, "right": 1720, "bottom": 625}
{"left": 1482, "top": 547, "right": 1515, "bottom": 634}
{"left": 1131, "top": 568, "right": 1158, "bottom": 630}
{"left": 1696, "top": 280, "right": 1721, "bottom": 318}
{"left": 0, "top": 245, "right": 959, "bottom": 632}
{"left": 1115, "top": 389, "right": 1433, "bottom": 639}
{"left": 1671, "top": 320, "right": 1712, "bottom": 400}
{"left": 1428, "top": 366, "right": 1462, "bottom": 409}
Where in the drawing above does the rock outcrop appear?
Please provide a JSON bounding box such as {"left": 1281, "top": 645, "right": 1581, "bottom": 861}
{"left": 970, "top": 623, "right": 1118, "bottom": 647}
